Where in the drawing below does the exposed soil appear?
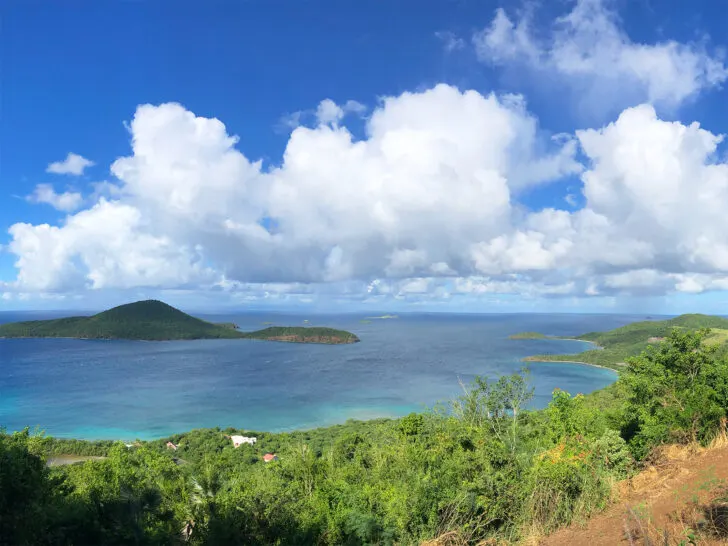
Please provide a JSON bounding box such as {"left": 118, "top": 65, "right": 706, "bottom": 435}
{"left": 539, "top": 443, "right": 728, "bottom": 545}
{"left": 46, "top": 455, "right": 107, "bottom": 467}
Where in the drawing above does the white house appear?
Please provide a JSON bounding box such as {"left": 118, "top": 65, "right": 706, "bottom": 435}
{"left": 230, "top": 435, "right": 257, "bottom": 448}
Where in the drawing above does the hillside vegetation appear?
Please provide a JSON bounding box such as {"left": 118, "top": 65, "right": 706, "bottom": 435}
{"left": 3, "top": 326, "right": 728, "bottom": 544}
{"left": 243, "top": 326, "right": 359, "bottom": 344}
{"left": 520, "top": 313, "right": 728, "bottom": 368}
{"left": 0, "top": 300, "right": 359, "bottom": 343}
{"left": 0, "top": 300, "right": 245, "bottom": 340}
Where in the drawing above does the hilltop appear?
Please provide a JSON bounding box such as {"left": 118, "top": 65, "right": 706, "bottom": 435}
{"left": 0, "top": 300, "right": 359, "bottom": 343}
{"left": 516, "top": 313, "right": 728, "bottom": 369}
{"left": 0, "top": 300, "right": 245, "bottom": 341}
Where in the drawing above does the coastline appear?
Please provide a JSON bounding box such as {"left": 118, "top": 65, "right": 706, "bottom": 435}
{"left": 522, "top": 358, "right": 621, "bottom": 373}
{"left": 557, "top": 337, "right": 603, "bottom": 348}
{"left": 520, "top": 337, "right": 614, "bottom": 371}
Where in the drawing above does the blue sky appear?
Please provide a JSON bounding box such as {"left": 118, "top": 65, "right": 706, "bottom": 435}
{"left": 4, "top": 0, "right": 728, "bottom": 313}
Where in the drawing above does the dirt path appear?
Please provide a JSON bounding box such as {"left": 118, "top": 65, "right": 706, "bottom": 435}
{"left": 46, "top": 454, "right": 107, "bottom": 467}
{"left": 540, "top": 444, "right": 728, "bottom": 545}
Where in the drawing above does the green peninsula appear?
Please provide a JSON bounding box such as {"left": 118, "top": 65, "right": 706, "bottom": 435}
{"left": 519, "top": 313, "right": 728, "bottom": 369}
{"left": 0, "top": 300, "right": 359, "bottom": 344}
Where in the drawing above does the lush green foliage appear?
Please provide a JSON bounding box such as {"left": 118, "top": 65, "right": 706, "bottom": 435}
{"left": 45, "top": 437, "right": 116, "bottom": 456}
{"left": 523, "top": 313, "right": 728, "bottom": 369}
{"left": 620, "top": 328, "right": 728, "bottom": 458}
{"left": 3, "top": 326, "right": 728, "bottom": 544}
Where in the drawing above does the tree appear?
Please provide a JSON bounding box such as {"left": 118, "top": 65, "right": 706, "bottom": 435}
{"left": 621, "top": 328, "right": 728, "bottom": 458}
{"left": 0, "top": 429, "right": 52, "bottom": 545}
{"left": 452, "top": 370, "right": 534, "bottom": 453}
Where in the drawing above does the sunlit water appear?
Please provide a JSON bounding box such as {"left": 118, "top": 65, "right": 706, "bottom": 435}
{"left": 0, "top": 312, "right": 650, "bottom": 440}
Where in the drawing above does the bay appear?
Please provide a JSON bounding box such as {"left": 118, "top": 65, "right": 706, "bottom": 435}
{"left": 0, "top": 312, "right": 652, "bottom": 440}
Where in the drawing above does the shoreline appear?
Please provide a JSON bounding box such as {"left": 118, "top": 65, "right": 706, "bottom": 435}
{"left": 520, "top": 337, "right": 615, "bottom": 371}
{"left": 518, "top": 335, "right": 613, "bottom": 370}
{"left": 522, "top": 358, "right": 621, "bottom": 373}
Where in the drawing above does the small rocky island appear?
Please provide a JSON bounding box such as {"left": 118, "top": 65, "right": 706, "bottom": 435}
{"left": 0, "top": 300, "right": 360, "bottom": 344}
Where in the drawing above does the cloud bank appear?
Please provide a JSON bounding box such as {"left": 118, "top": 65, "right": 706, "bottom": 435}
{"left": 4, "top": 83, "right": 728, "bottom": 305}
{"left": 474, "top": 0, "right": 727, "bottom": 117}
{"left": 4, "top": 1, "right": 728, "bottom": 307}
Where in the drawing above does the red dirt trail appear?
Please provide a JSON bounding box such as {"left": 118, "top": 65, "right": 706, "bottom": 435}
{"left": 540, "top": 444, "right": 728, "bottom": 545}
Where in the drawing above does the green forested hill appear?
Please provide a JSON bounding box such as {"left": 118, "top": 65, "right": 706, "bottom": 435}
{"left": 0, "top": 300, "right": 246, "bottom": 340}
{"left": 0, "top": 300, "right": 359, "bottom": 343}
{"left": 520, "top": 313, "right": 728, "bottom": 368}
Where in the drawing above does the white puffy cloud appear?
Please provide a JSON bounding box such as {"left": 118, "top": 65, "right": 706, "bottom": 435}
{"left": 474, "top": 0, "right": 727, "bottom": 116}
{"left": 7, "top": 200, "right": 214, "bottom": 292}
{"left": 527, "top": 103, "right": 728, "bottom": 296}
{"left": 7, "top": 80, "right": 728, "bottom": 303}
{"left": 26, "top": 184, "right": 84, "bottom": 212}
{"left": 46, "top": 153, "right": 95, "bottom": 176}
{"left": 3, "top": 85, "right": 579, "bottom": 296}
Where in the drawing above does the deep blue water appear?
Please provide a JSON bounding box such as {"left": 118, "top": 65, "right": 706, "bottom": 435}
{"left": 0, "top": 312, "right": 654, "bottom": 440}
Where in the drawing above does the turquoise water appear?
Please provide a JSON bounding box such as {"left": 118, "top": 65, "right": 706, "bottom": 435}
{"left": 0, "top": 312, "right": 642, "bottom": 440}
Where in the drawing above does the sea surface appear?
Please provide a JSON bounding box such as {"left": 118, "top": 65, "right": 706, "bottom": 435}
{"left": 0, "top": 312, "right": 655, "bottom": 441}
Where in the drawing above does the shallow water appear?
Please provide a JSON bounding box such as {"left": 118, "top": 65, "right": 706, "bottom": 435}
{"left": 0, "top": 312, "right": 648, "bottom": 440}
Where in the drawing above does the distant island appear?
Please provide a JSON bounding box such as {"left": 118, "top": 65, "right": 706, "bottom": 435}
{"left": 0, "top": 300, "right": 360, "bottom": 344}
{"left": 515, "top": 313, "right": 728, "bottom": 369}
{"left": 365, "top": 314, "right": 398, "bottom": 320}
{"left": 242, "top": 326, "right": 359, "bottom": 344}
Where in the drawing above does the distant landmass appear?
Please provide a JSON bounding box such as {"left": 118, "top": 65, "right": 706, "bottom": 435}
{"left": 0, "top": 300, "right": 360, "bottom": 344}
{"left": 513, "top": 313, "right": 728, "bottom": 369}
{"left": 242, "top": 326, "right": 359, "bottom": 344}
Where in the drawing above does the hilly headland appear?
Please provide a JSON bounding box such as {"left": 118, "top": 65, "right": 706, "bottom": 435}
{"left": 512, "top": 313, "right": 728, "bottom": 369}
{"left": 0, "top": 300, "right": 360, "bottom": 344}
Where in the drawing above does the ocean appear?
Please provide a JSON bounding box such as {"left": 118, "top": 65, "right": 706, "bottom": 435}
{"left": 0, "top": 311, "right": 650, "bottom": 441}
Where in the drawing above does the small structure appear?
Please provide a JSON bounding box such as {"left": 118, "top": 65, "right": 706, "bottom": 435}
{"left": 230, "top": 435, "right": 257, "bottom": 448}
{"left": 263, "top": 453, "right": 278, "bottom": 462}
{"left": 166, "top": 441, "right": 178, "bottom": 451}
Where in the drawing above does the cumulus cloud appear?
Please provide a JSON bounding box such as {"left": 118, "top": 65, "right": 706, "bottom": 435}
{"left": 6, "top": 82, "right": 728, "bottom": 302}
{"left": 4, "top": 85, "right": 579, "bottom": 295}
{"left": 46, "top": 153, "right": 95, "bottom": 176}
{"left": 2, "top": 87, "right": 571, "bottom": 295}
{"left": 435, "top": 31, "right": 465, "bottom": 53}
{"left": 26, "top": 184, "right": 84, "bottom": 212}
{"left": 474, "top": 0, "right": 728, "bottom": 116}
{"left": 282, "top": 98, "right": 367, "bottom": 130}
{"left": 8, "top": 199, "right": 214, "bottom": 292}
